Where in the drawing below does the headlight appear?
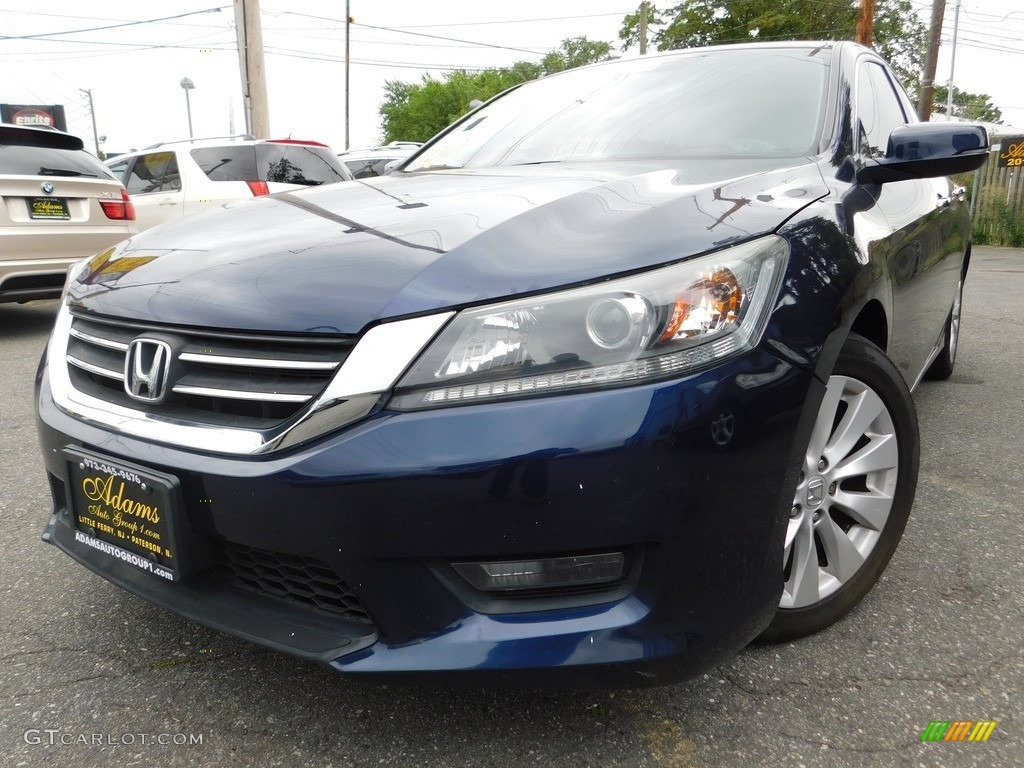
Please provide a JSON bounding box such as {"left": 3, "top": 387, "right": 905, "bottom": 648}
{"left": 390, "top": 236, "right": 788, "bottom": 409}
{"left": 60, "top": 254, "right": 98, "bottom": 304}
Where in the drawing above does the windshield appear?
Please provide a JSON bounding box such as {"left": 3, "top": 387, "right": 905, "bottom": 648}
{"left": 406, "top": 48, "right": 829, "bottom": 172}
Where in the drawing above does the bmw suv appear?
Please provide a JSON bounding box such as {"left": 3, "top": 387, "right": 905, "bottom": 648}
{"left": 1, "top": 123, "right": 136, "bottom": 303}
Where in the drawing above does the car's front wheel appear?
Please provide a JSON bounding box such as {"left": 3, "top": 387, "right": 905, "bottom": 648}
{"left": 759, "top": 335, "right": 919, "bottom": 642}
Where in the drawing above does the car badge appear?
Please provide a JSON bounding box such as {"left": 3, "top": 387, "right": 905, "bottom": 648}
{"left": 806, "top": 477, "right": 825, "bottom": 509}
{"left": 41, "top": 181, "right": 54, "bottom": 195}
{"left": 124, "top": 338, "right": 173, "bottom": 403}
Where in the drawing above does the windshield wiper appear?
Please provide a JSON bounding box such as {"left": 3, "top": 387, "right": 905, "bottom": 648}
{"left": 38, "top": 167, "right": 98, "bottom": 177}
{"left": 409, "top": 164, "right": 464, "bottom": 171}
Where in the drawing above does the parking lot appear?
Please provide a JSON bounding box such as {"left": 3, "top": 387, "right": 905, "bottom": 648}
{"left": 1, "top": 246, "right": 1021, "bottom": 768}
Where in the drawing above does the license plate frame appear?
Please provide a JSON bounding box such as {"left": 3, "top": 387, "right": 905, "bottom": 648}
{"left": 64, "top": 448, "right": 184, "bottom": 581}
{"left": 28, "top": 196, "right": 70, "bottom": 220}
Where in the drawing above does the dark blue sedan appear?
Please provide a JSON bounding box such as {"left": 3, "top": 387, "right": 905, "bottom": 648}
{"left": 36, "top": 41, "right": 987, "bottom": 686}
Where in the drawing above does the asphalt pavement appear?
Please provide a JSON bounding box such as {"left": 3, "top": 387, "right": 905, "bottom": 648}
{"left": 1, "top": 247, "right": 1021, "bottom": 768}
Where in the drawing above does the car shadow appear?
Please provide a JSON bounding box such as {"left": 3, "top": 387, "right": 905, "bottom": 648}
{"left": 0, "top": 300, "right": 59, "bottom": 339}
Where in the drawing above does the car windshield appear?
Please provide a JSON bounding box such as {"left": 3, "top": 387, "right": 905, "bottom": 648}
{"left": 406, "top": 47, "right": 829, "bottom": 172}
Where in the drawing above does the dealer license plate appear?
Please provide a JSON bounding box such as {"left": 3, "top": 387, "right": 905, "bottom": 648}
{"left": 29, "top": 197, "right": 70, "bottom": 219}
{"left": 64, "top": 448, "right": 182, "bottom": 581}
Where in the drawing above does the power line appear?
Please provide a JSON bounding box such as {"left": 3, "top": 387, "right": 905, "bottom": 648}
{"left": 268, "top": 27, "right": 549, "bottom": 51}
{"left": 0, "top": 7, "right": 232, "bottom": 30}
{"left": 261, "top": 45, "right": 522, "bottom": 72}
{"left": 277, "top": 12, "right": 544, "bottom": 55}
{"left": 386, "top": 12, "right": 630, "bottom": 29}
{"left": 0, "top": 7, "right": 228, "bottom": 40}
{"left": 0, "top": 33, "right": 236, "bottom": 54}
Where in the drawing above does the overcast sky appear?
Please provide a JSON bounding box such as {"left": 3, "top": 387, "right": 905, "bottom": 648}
{"left": 1, "top": 0, "right": 1022, "bottom": 156}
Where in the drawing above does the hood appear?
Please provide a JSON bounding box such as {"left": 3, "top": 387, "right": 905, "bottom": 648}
{"left": 69, "top": 161, "right": 828, "bottom": 334}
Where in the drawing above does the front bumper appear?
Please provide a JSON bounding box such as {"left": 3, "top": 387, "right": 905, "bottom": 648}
{"left": 37, "top": 348, "right": 819, "bottom": 687}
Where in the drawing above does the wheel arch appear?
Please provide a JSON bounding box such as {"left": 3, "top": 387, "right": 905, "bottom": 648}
{"left": 848, "top": 299, "right": 888, "bottom": 353}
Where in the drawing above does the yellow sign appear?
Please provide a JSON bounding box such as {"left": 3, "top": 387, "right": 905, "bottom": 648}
{"left": 77, "top": 472, "right": 170, "bottom": 561}
{"left": 998, "top": 136, "right": 1024, "bottom": 168}
{"left": 30, "top": 197, "right": 69, "bottom": 219}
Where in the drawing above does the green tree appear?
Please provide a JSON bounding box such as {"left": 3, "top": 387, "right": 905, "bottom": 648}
{"left": 931, "top": 85, "right": 1002, "bottom": 123}
{"left": 541, "top": 36, "right": 614, "bottom": 73}
{"left": 380, "top": 37, "right": 614, "bottom": 143}
{"left": 618, "top": 1, "right": 926, "bottom": 91}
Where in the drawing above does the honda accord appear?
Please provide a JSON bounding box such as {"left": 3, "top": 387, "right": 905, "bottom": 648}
{"left": 36, "top": 41, "right": 988, "bottom": 686}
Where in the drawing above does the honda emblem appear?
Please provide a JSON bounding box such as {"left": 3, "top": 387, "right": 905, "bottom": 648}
{"left": 124, "top": 338, "right": 173, "bottom": 403}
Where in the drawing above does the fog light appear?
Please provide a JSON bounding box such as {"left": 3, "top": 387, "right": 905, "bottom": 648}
{"left": 452, "top": 552, "right": 626, "bottom": 592}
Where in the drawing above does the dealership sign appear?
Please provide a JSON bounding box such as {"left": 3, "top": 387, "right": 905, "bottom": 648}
{"left": 997, "top": 136, "right": 1024, "bottom": 168}
{"left": 0, "top": 103, "right": 67, "bottom": 131}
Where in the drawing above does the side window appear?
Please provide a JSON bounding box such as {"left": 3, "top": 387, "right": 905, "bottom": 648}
{"left": 124, "top": 151, "right": 180, "bottom": 195}
{"left": 344, "top": 157, "right": 392, "bottom": 179}
{"left": 856, "top": 62, "right": 909, "bottom": 159}
{"left": 190, "top": 146, "right": 257, "bottom": 181}
{"left": 106, "top": 158, "right": 130, "bottom": 182}
{"left": 345, "top": 159, "right": 377, "bottom": 179}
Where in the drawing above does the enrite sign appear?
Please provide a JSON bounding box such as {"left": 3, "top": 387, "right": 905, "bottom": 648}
{"left": 1, "top": 104, "right": 67, "bottom": 131}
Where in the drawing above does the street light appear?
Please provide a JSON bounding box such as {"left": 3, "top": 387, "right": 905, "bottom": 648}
{"left": 180, "top": 77, "right": 195, "bottom": 138}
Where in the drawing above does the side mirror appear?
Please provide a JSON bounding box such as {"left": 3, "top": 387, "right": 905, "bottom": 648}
{"left": 857, "top": 122, "right": 989, "bottom": 185}
{"left": 383, "top": 159, "right": 402, "bottom": 174}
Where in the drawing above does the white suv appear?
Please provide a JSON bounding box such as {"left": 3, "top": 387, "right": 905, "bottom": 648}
{"left": 106, "top": 136, "right": 353, "bottom": 232}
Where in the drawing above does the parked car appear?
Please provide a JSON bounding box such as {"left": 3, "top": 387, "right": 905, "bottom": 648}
{"left": 37, "top": 42, "right": 987, "bottom": 687}
{"left": 0, "top": 123, "right": 136, "bottom": 304}
{"left": 337, "top": 141, "right": 422, "bottom": 178}
{"left": 105, "top": 136, "right": 353, "bottom": 232}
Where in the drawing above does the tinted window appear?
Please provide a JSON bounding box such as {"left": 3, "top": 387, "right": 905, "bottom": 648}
{"left": 407, "top": 48, "right": 829, "bottom": 171}
{"left": 0, "top": 144, "right": 115, "bottom": 179}
{"left": 857, "top": 62, "right": 909, "bottom": 159}
{"left": 124, "top": 151, "right": 180, "bottom": 195}
{"left": 191, "top": 145, "right": 351, "bottom": 185}
{"left": 190, "top": 146, "right": 259, "bottom": 182}
{"left": 344, "top": 156, "right": 397, "bottom": 179}
{"left": 256, "top": 145, "right": 350, "bottom": 185}
{"left": 106, "top": 158, "right": 130, "bottom": 181}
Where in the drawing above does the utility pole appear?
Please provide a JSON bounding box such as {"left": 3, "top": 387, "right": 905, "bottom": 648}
{"left": 855, "top": 0, "right": 875, "bottom": 47}
{"left": 233, "top": 0, "right": 270, "bottom": 138}
{"left": 345, "top": 1, "right": 351, "bottom": 149}
{"left": 945, "top": 0, "right": 963, "bottom": 121}
{"left": 79, "top": 88, "right": 100, "bottom": 157}
{"left": 639, "top": 2, "right": 649, "bottom": 56}
{"left": 918, "top": 0, "right": 945, "bottom": 121}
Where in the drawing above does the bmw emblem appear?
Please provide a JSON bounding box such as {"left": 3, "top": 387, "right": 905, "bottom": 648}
{"left": 41, "top": 182, "right": 54, "bottom": 195}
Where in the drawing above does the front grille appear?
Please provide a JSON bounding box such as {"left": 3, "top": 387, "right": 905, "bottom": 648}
{"left": 65, "top": 313, "right": 354, "bottom": 430}
{"left": 208, "top": 539, "right": 372, "bottom": 624}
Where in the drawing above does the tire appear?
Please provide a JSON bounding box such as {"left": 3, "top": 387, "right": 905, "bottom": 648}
{"left": 759, "top": 335, "right": 919, "bottom": 642}
{"left": 924, "top": 270, "right": 964, "bottom": 381}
